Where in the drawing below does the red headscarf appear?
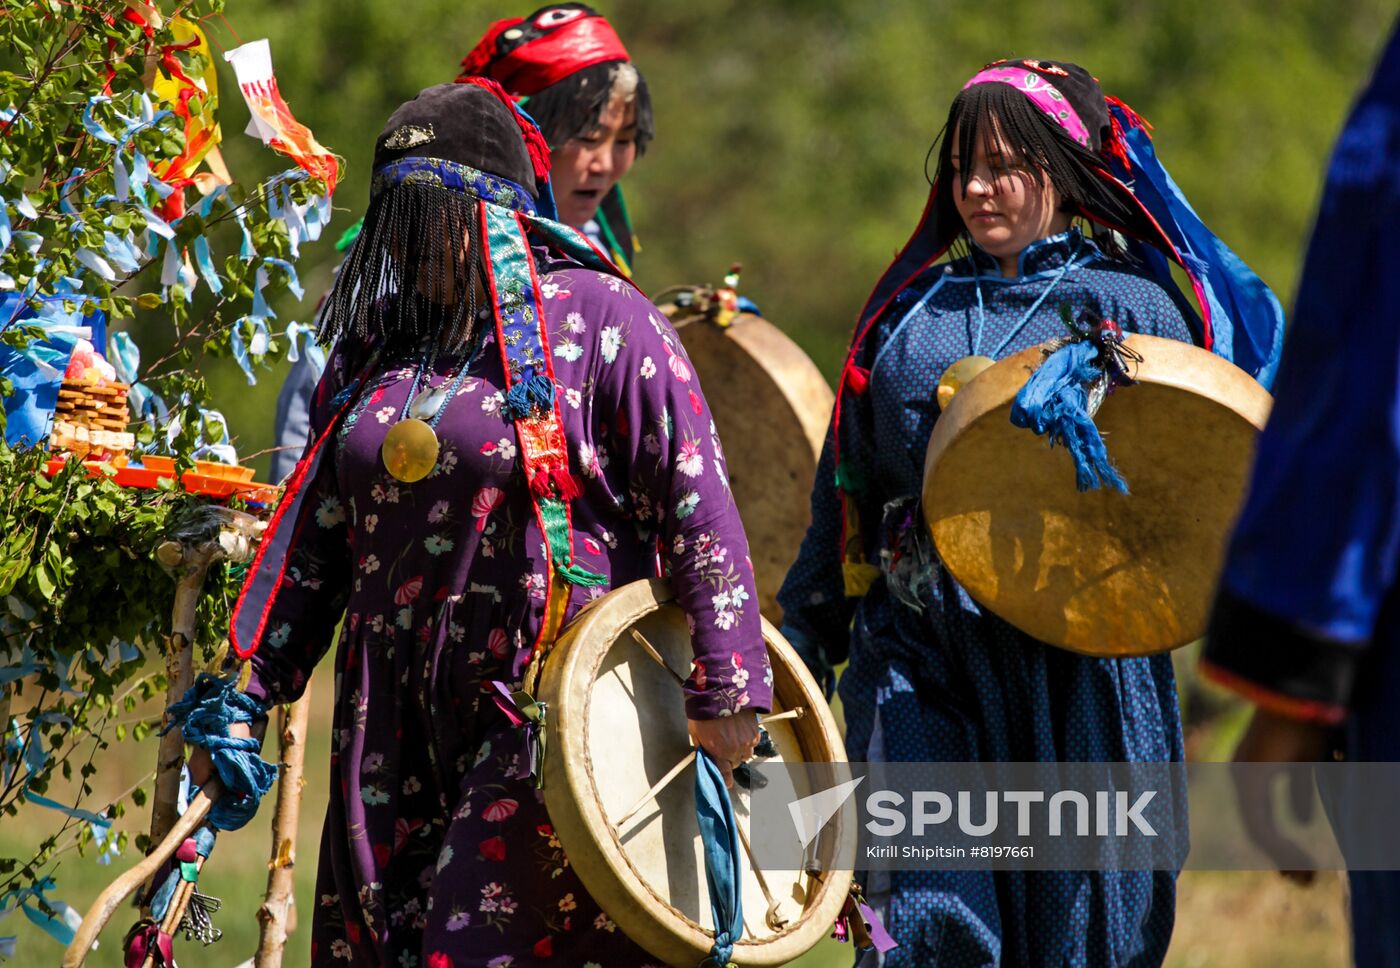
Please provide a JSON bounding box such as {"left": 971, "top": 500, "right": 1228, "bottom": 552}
{"left": 458, "top": 4, "right": 630, "bottom": 97}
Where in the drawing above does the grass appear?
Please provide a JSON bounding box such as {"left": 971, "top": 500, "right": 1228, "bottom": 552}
{"left": 3, "top": 670, "right": 1352, "bottom": 966}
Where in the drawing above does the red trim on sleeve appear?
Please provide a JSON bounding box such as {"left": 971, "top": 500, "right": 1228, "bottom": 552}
{"left": 1199, "top": 658, "right": 1348, "bottom": 726}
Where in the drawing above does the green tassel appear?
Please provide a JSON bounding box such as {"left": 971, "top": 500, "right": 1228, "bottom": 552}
{"left": 537, "top": 498, "right": 608, "bottom": 586}
{"left": 335, "top": 216, "right": 365, "bottom": 252}
{"left": 539, "top": 497, "right": 572, "bottom": 555}
{"left": 833, "top": 460, "right": 866, "bottom": 494}
{"left": 555, "top": 562, "right": 608, "bottom": 587}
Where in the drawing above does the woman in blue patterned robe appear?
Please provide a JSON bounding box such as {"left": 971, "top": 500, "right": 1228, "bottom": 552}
{"left": 779, "top": 59, "right": 1282, "bottom": 966}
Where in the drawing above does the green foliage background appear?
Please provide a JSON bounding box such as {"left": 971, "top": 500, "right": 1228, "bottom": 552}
{"left": 4, "top": 3, "right": 1395, "bottom": 965}
{"left": 195, "top": 0, "right": 1395, "bottom": 477}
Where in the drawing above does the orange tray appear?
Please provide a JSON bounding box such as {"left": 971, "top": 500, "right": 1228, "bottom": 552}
{"left": 43, "top": 457, "right": 280, "bottom": 503}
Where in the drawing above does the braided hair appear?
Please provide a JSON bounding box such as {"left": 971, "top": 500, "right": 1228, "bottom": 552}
{"left": 317, "top": 182, "right": 485, "bottom": 359}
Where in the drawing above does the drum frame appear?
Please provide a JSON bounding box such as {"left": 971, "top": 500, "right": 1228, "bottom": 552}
{"left": 538, "top": 578, "right": 853, "bottom": 965}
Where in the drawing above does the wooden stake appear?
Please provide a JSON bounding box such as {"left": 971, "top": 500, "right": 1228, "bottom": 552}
{"left": 254, "top": 684, "right": 314, "bottom": 967}
{"left": 147, "top": 551, "right": 213, "bottom": 865}
{"left": 63, "top": 781, "right": 222, "bottom": 967}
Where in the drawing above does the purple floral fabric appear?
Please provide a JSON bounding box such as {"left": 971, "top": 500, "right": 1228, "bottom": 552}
{"left": 242, "top": 260, "right": 772, "bottom": 966}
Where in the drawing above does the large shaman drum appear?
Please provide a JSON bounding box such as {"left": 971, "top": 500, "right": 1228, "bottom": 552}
{"left": 668, "top": 307, "right": 834, "bottom": 622}
{"left": 538, "top": 578, "right": 854, "bottom": 965}
{"left": 922, "top": 333, "right": 1272, "bottom": 656}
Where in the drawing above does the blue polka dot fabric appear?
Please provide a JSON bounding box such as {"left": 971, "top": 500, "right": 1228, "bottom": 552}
{"left": 779, "top": 229, "right": 1189, "bottom": 967}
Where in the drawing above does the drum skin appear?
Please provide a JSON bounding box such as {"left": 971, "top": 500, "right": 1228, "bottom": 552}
{"left": 538, "top": 578, "right": 854, "bottom": 965}
{"left": 674, "top": 312, "right": 834, "bottom": 623}
{"left": 922, "top": 334, "right": 1273, "bottom": 656}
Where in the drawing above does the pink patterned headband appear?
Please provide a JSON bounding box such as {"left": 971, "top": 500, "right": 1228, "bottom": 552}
{"left": 962, "top": 65, "right": 1091, "bottom": 148}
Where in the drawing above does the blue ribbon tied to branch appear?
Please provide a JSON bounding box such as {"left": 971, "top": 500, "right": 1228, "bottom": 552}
{"left": 161, "top": 673, "right": 275, "bottom": 831}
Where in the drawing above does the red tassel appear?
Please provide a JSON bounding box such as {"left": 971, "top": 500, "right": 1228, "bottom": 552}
{"left": 1103, "top": 115, "right": 1131, "bottom": 171}
{"left": 845, "top": 366, "right": 871, "bottom": 396}
{"left": 454, "top": 76, "right": 552, "bottom": 184}
{"left": 529, "top": 468, "right": 553, "bottom": 498}
{"left": 550, "top": 465, "right": 583, "bottom": 501}
{"left": 519, "top": 126, "right": 553, "bottom": 185}
{"left": 1101, "top": 96, "right": 1152, "bottom": 172}
{"left": 1105, "top": 95, "right": 1153, "bottom": 136}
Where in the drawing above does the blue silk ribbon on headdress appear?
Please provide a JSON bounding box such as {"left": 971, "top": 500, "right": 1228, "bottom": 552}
{"left": 370, "top": 156, "right": 539, "bottom": 216}
{"left": 1106, "top": 105, "right": 1286, "bottom": 389}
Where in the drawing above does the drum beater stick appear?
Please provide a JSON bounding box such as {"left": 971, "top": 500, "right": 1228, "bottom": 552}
{"left": 629, "top": 630, "right": 807, "bottom": 725}
{"left": 735, "top": 820, "right": 788, "bottom": 932}
{"left": 629, "top": 629, "right": 687, "bottom": 685}
{"left": 615, "top": 749, "right": 698, "bottom": 829}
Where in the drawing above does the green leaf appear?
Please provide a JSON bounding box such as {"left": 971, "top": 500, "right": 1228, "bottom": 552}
{"left": 33, "top": 559, "right": 56, "bottom": 599}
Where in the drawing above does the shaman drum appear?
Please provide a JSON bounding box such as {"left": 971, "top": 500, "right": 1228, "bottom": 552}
{"left": 538, "top": 578, "right": 854, "bottom": 966}
{"left": 668, "top": 308, "right": 834, "bottom": 622}
{"left": 922, "top": 333, "right": 1272, "bottom": 656}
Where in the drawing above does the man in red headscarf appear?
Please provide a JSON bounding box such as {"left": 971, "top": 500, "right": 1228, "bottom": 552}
{"left": 458, "top": 3, "right": 653, "bottom": 274}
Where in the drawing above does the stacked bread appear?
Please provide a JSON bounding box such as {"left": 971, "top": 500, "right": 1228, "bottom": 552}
{"left": 50, "top": 380, "right": 135, "bottom": 461}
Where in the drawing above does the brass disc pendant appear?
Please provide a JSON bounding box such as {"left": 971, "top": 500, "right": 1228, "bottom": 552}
{"left": 381, "top": 418, "right": 440, "bottom": 483}
{"left": 936, "top": 354, "right": 996, "bottom": 411}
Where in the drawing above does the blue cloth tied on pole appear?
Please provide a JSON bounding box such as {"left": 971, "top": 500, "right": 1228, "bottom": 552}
{"left": 694, "top": 747, "right": 743, "bottom": 968}
{"left": 161, "top": 674, "right": 275, "bottom": 831}
{"left": 1010, "top": 340, "right": 1129, "bottom": 493}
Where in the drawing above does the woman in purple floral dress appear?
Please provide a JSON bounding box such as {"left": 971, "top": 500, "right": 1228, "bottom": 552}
{"left": 209, "top": 82, "right": 772, "bottom": 967}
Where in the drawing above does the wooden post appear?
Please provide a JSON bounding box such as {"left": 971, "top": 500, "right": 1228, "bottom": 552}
{"left": 147, "top": 541, "right": 217, "bottom": 852}
{"left": 254, "top": 683, "right": 313, "bottom": 967}
{"left": 144, "top": 511, "right": 263, "bottom": 904}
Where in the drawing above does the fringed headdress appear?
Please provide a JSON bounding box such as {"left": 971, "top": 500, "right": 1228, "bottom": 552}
{"left": 232, "top": 79, "right": 631, "bottom": 663}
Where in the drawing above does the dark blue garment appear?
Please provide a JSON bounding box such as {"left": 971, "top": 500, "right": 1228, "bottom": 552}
{"left": 780, "top": 230, "right": 1189, "bottom": 966}
{"left": 1204, "top": 23, "right": 1400, "bottom": 968}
